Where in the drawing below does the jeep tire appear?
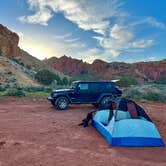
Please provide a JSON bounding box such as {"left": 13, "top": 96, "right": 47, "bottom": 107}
{"left": 100, "top": 96, "right": 113, "bottom": 105}
{"left": 55, "top": 96, "right": 69, "bottom": 110}
{"left": 92, "top": 103, "right": 99, "bottom": 108}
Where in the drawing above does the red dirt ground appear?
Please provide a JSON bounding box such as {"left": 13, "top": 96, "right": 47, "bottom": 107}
{"left": 0, "top": 98, "right": 166, "bottom": 166}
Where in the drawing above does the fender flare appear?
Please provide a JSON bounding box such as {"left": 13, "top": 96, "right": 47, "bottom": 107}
{"left": 97, "top": 93, "right": 113, "bottom": 103}
{"left": 54, "top": 94, "right": 72, "bottom": 103}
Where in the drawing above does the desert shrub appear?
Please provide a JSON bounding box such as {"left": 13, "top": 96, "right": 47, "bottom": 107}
{"left": 44, "top": 87, "right": 52, "bottom": 92}
{"left": 143, "top": 91, "right": 162, "bottom": 101}
{"left": 80, "top": 70, "right": 88, "bottom": 75}
{"left": 123, "top": 88, "right": 143, "bottom": 100}
{"left": 155, "top": 77, "right": 166, "bottom": 84}
{"left": 0, "top": 86, "right": 6, "bottom": 92}
{"left": 9, "top": 58, "right": 25, "bottom": 67}
{"left": 5, "top": 89, "right": 25, "bottom": 97}
{"left": 105, "top": 64, "right": 110, "bottom": 69}
{"left": 22, "top": 86, "right": 45, "bottom": 92}
{"left": 35, "top": 69, "right": 58, "bottom": 85}
{"left": 16, "top": 86, "right": 52, "bottom": 93}
{"left": 117, "top": 77, "right": 138, "bottom": 87}
{"left": 35, "top": 69, "right": 71, "bottom": 86}
{"left": 9, "top": 58, "right": 20, "bottom": 64}
{"left": 26, "top": 91, "right": 50, "bottom": 98}
{"left": 0, "top": 50, "right": 4, "bottom": 56}
{"left": 62, "top": 77, "right": 69, "bottom": 85}
{"left": 26, "top": 65, "right": 31, "bottom": 70}
{"left": 123, "top": 84, "right": 166, "bottom": 102}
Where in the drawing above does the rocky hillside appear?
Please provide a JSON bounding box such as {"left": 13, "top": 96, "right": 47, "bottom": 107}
{"left": 0, "top": 56, "right": 39, "bottom": 87}
{"left": 0, "top": 24, "right": 70, "bottom": 87}
{"left": 44, "top": 55, "right": 166, "bottom": 82}
{"left": 0, "top": 24, "right": 20, "bottom": 57}
{"left": 15, "top": 49, "right": 69, "bottom": 78}
{"left": 0, "top": 24, "right": 39, "bottom": 87}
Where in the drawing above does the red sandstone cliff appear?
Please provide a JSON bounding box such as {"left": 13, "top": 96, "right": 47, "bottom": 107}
{"left": 44, "top": 56, "right": 166, "bottom": 81}
{"left": 0, "top": 24, "right": 19, "bottom": 57}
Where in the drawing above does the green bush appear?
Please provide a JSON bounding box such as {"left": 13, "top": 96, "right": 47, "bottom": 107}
{"left": 22, "top": 86, "right": 45, "bottom": 92}
{"left": 35, "top": 69, "right": 58, "bottom": 85}
{"left": 117, "top": 77, "right": 138, "bottom": 87}
{"left": 62, "top": 77, "right": 68, "bottom": 85}
{"left": 5, "top": 89, "right": 25, "bottom": 97}
{"left": 14, "top": 86, "right": 52, "bottom": 93}
{"left": 143, "top": 91, "right": 162, "bottom": 101}
{"left": 35, "top": 69, "right": 70, "bottom": 86}
{"left": 0, "top": 86, "right": 6, "bottom": 92}
{"left": 123, "top": 84, "right": 166, "bottom": 102}
{"left": 155, "top": 77, "right": 166, "bottom": 84}
{"left": 9, "top": 58, "right": 20, "bottom": 64}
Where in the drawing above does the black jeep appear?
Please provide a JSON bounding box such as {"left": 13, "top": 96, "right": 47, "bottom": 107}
{"left": 47, "top": 81, "right": 122, "bottom": 110}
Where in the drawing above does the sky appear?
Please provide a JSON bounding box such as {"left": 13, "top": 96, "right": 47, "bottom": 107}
{"left": 0, "top": 0, "right": 166, "bottom": 63}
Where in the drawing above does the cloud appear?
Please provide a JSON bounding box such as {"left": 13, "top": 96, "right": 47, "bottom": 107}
{"left": 131, "top": 17, "right": 166, "bottom": 29}
{"left": 110, "top": 24, "right": 133, "bottom": 43}
{"left": 18, "top": 30, "right": 87, "bottom": 61}
{"left": 53, "top": 33, "right": 72, "bottom": 39}
{"left": 65, "top": 38, "right": 80, "bottom": 43}
{"left": 145, "top": 17, "right": 166, "bottom": 29}
{"left": 19, "top": 0, "right": 125, "bottom": 35}
{"left": 148, "top": 56, "right": 156, "bottom": 61}
{"left": 19, "top": 7, "right": 53, "bottom": 25}
{"left": 132, "top": 39, "right": 154, "bottom": 48}
{"left": 52, "top": 33, "right": 79, "bottom": 43}
{"left": 94, "top": 24, "right": 154, "bottom": 57}
{"left": 18, "top": 0, "right": 160, "bottom": 62}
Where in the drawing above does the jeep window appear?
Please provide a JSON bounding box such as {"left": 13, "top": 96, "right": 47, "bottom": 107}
{"left": 105, "top": 83, "right": 115, "bottom": 91}
{"left": 71, "top": 82, "right": 77, "bottom": 89}
{"left": 78, "top": 83, "right": 88, "bottom": 90}
{"left": 89, "top": 83, "right": 102, "bottom": 92}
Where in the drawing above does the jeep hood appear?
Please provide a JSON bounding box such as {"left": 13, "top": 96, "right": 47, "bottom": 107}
{"left": 53, "top": 89, "right": 74, "bottom": 93}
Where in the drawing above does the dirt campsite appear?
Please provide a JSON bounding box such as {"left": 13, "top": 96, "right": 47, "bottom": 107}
{"left": 0, "top": 98, "right": 166, "bottom": 166}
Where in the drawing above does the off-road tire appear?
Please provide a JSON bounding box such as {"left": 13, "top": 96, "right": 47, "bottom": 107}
{"left": 100, "top": 96, "right": 113, "bottom": 106}
{"left": 92, "top": 103, "right": 99, "bottom": 108}
{"left": 55, "top": 96, "right": 69, "bottom": 110}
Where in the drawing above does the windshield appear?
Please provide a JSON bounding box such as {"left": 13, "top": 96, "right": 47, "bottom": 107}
{"left": 71, "top": 82, "right": 77, "bottom": 89}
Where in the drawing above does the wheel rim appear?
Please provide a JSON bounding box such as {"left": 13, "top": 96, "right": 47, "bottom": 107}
{"left": 59, "top": 98, "right": 67, "bottom": 109}
{"left": 102, "top": 97, "right": 112, "bottom": 104}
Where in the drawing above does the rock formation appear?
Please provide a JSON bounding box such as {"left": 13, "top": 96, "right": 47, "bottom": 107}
{"left": 0, "top": 24, "right": 19, "bottom": 57}
{"left": 44, "top": 56, "right": 166, "bottom": 82}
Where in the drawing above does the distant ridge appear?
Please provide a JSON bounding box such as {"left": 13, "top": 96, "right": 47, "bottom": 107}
{"left": 44, "top": 55, "right": 166, "bottom": 82}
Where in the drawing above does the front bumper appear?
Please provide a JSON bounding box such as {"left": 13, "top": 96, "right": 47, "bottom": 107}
{"left": 47, "top": 96, "right": 54, "bottom": 102}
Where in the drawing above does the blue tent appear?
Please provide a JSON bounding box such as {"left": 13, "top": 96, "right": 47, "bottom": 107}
{"left": 92, "top": 109, "right": 164, "bottom": 146}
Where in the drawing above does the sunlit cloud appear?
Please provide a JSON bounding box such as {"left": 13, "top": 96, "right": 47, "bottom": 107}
{"left": 18, "top": 0, "right": 165, "bottom": 63}
{"left": 131, "top": 17, "right": 166, "bottom": 29}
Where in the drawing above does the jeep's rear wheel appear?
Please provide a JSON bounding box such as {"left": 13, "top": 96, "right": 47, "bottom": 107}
{"left": 92, "top": 103, "right": 99, "bottom": 108}
{"left": 55, "top": 96, "right": 69, "bottom": 110}
{"left": 100, "top": 96, "right": 113, "bottom": 105}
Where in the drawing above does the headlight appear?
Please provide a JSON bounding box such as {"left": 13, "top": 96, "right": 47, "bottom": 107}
{"left": 52, "top": 93, "right": 58, "bottom": 98}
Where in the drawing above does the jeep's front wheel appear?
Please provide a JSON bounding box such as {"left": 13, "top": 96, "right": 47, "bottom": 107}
{"left": 55, "top": 96, "right": 69, "bottom": 110}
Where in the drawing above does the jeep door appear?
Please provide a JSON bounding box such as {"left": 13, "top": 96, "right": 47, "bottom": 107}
{"left": 75, "top": 83, "right": 90, "bottom": 103}
{"left": 89, "top": 83, "right": 103, "bottom": 102}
